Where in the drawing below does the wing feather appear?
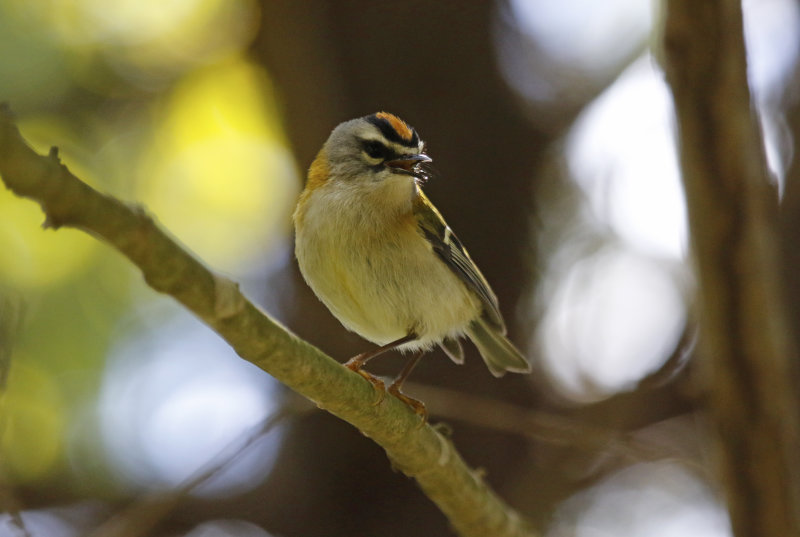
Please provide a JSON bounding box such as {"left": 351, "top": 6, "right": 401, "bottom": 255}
{"left": 413, "top": 189, "right": 506, "bottom": 333}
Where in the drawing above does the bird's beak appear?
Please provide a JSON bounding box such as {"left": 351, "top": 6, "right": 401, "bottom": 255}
{"left": 386, "top": 153, "right": 432, "bottom": 175}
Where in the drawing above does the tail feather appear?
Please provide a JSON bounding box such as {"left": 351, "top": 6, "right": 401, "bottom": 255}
{"left": 439, "top": 337, "right": 465, "bottom": 364}
{"left": 466, "top": 318, "right": 531, "bottom": 377}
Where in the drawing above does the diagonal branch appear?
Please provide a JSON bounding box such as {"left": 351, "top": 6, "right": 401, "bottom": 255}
{"left": 0, "top": 104, "right": 536, "bottom": 537}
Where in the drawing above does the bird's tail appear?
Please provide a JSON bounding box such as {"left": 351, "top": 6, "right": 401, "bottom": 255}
{"left": 466, "top": 317, "right": 531, "bottom": 377}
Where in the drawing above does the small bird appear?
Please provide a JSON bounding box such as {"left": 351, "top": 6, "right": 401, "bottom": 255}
{"left": 293, "top": 112, "right": 530, "bottom": 415}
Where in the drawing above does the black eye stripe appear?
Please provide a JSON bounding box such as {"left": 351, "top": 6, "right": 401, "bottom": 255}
{"left": 360, "top": 139, "right": 401, "bottom": 161}
{"left": 362, "top": 140, "right": 386, "bottom": 159}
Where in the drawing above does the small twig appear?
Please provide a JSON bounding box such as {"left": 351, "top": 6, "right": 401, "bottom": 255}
{"left": 0, "top": 478, "right": 32, "bottom": 537}
{"left": 0, "top": 295, "right": 30, "bottom": 537}
{"left": 636, "top": 320, "right": 697, "bottom": 390}
{"left": 88, "top": 397, "right": 312, "bottom": 537}
{"left": 0, "top": 294, "right": 23, "bottom": 392}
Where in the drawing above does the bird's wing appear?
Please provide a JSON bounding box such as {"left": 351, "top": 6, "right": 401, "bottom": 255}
{"left": 413, "top": 189, "right": 506, "bottom": 333}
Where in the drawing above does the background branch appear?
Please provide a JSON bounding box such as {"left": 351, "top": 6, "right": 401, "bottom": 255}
{"left": 0, "top": 105, "right": 536, "bottom": 537}
{"left": 88, "top": 398, "right": 311, "bottom": 537}
{"left": 662, "top": 2, "right": 800, "bottom": 536}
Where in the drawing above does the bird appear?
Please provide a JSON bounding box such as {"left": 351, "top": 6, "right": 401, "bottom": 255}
{"left": 293, "top": 112, "right": 530, "bottom": 416}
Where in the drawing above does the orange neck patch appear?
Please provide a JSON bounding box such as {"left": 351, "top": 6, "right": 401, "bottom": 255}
{"left": 375, "top": 111, "right": 414, "bottom": 142}
{"left": 306, "top": 148, "right": 329, "bottom": 191}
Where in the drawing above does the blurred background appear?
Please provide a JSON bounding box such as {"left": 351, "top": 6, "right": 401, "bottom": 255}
{"left": 1, "top": 1, "right": 799, "bottom": 536}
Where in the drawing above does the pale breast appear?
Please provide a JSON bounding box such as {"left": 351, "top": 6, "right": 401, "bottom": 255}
{"left": 295, "top": 188, "right": 480, "bottom": 347}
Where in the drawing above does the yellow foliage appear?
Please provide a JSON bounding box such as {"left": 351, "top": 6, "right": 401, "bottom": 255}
{"left": 137, "top": 57, "right": 299, "bottom": 270}
{"left": 5, "top": 0, "right": 260, "bottom": 74}
{"left": 0, "top": 360, "right": 64, "bottom": 482}
{"left": 0, "top": 189, "right": 97, "bottom": 289}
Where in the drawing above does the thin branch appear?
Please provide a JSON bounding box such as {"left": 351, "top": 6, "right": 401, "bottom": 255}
{"left": 0, "top": 294, "right": 23, "bottom": 392}
{"left": 661, "top": 2, "right": 800, "bottom": 536}
{"left": 89, "top": 396, "right": 312, "bottom": 537}
{"left": 0, "top": 105, "right": 537, "bottom": 537}
{"left": 410, "top": 382, "right": 690, "bottom": 464}
{"left": 0, "top": 295, "right": 30, "bottom": 537}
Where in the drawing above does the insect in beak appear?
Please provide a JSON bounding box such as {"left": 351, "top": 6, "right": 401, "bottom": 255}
{"left": 386, "top": 154, "right": 432, "bottom": 178}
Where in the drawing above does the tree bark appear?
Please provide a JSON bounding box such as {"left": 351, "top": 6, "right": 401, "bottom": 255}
{"left": 662, "top": 2, "right": 800, "bottom": 536}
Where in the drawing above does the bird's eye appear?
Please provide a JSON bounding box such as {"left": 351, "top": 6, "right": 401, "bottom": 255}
{"left": 362, "top": 140, "right": 387, "bottom": 160}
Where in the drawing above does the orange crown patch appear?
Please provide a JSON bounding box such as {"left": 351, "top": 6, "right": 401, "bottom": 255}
{"left": 375, "top": 111, "right": 415, "bottom": 142}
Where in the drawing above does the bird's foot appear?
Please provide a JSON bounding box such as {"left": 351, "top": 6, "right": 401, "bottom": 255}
{"left": 387, "top": 382, "right": 427, "bottom": 426}
{"left": 345, "top": 357, "right": 386, "bottom": 406}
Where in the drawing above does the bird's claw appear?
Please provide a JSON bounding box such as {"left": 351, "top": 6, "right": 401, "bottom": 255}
{"left": 345, "top": 359, "right": 386, "bottom": 406}
{"left": 388, "top": 383, "right": 427, "bottom": 427}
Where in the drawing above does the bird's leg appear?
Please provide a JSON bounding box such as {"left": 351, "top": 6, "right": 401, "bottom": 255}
{"left": 388, "top": 351, "right": 427, "bottom": 423}
{"left": 345, "top": 333, "right": 416, "bottom": 405}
